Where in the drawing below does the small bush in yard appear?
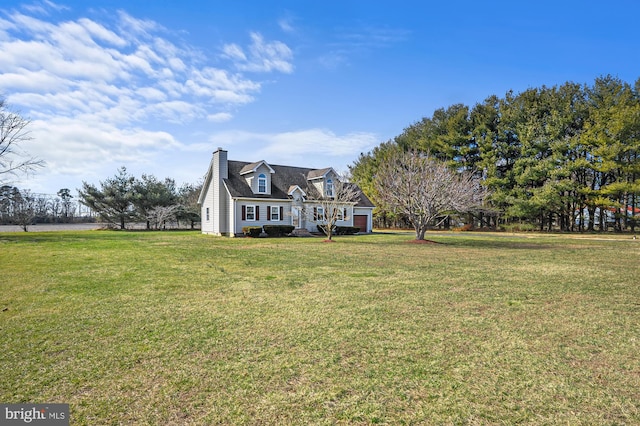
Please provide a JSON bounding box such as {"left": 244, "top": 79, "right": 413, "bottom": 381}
{"left": 336, "top": 226, "right": 360, "bottom": 235}
{"left": 263, "top": 225, "right": 295, "bottom": 237}
{"left": 317, "top": 225, "right": 360, "bottom": 235}
{"left": 242, "top": 226, "right": 262, "bottom": 237}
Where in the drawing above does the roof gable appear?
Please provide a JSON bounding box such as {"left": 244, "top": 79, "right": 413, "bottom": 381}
{"left": 307, "top": 167, "right": 336, "bottom": 180}
{"left": 240, "top": 160, "right": 275, "bottom": 175}
{"left": 288, "top": 185, "right": 307, "bottom": 197}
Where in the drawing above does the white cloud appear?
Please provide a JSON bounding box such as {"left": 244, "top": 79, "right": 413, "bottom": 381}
{"left": 207, "top": 128, "right": 378, "bottom": 167}
{"left": 223, "top": 32, "right": 294, "bottom": 73}
{"left": 27, "top": 117, "right": 182, "bottom": 176}
{"left": 207, "top": 112, "right": 233, "bottom": 123}
{"left": 22, "top": 1, "right": 69, "bottom": 15}
{"left": 0, "top": 70, "right": 66, "bottom": 92}
{"left": 77, "top": 18, "right": 128, "bottom": 47}
{"left": 278, "top": 17, "right": 296, "bottom": 34}
{"left": 222, "top": 43, "right": 246, "bottom": 62}
{"left": 116, "top": 10, "right": 161, "bottom": 37}
{"left": 0, "top": 9, "right": 291, "bottom": 119}
{"left": 318, "top": 25, "right": 409, "bottom": 70}
{"left": 0, "top": 5, "right": 295, "bottom": 193}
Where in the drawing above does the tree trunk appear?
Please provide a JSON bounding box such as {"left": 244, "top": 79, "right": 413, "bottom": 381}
{"left": 587, "top": 206, "right": 596, "bottom": 231}
{"left": 415, "top": 222, "right": 427, "bottom": 240}
{"left": 539, "top": 213, "right": 544, "bottom": 232}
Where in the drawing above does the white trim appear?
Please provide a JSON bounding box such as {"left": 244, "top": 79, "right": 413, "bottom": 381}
{"left": 287, "top": 185, "right": 307, "bottom": 197}
{"left": 233, "top": 197, "right": 293, "bottom": 202}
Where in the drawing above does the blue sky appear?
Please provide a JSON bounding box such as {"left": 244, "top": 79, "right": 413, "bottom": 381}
{"left": 2, "top": 0, "right": 639, "bottom": 195}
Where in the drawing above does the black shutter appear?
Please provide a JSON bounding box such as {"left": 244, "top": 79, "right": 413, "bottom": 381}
{"left": 280, "top": 206, "right": 284, "bottom": 221}
{"left": 242, "top": 205, "right": 246, "bottom": 220}
{"left": 267, "top": 206, "right": 271, "bottom": 221}
{"left": 256, "top": 206, "right": 260, "bottom": 221}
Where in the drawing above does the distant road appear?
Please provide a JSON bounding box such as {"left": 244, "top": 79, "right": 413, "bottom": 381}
{"left": 0, "top": 223, "right": 200, "bottom": 232}
{"left": 0, "top": 223, "right": 104, "bottom": 232}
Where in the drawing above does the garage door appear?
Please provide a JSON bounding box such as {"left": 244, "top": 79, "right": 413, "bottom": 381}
{"left": 353, "top": 215, "right": 368, "bottom": 233}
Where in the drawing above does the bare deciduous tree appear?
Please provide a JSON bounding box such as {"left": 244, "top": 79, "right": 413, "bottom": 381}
{"left": 13, "top": 189, "right": 36, "bottom": 232}
{"left": 305, "top": 174, "right": 362, "bottom": 241}
{"left": 147, "top": 204, "right": 181, "bottom": 230}
{"left": 177, "top": 181, "right": 202, "bottom": 229}
{"left": 0, "top": 98, "right": 44, "bottom": 183}
{"left": 375, "top": 150, "right": 487, "bottom": 240}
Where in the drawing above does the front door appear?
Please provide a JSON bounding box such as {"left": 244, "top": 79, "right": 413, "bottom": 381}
{"left": 292, "top": 206, "right": 301, "bottom": 228}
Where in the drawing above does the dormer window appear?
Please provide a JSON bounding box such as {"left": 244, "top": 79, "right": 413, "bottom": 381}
{"left": 240, "top": 161, "right": 275, "bottom": 195}
{"left": 258, "top": 174, "right": 267, "bottom": 193}
{"left": 326, "top": 179, "right": 334, "bottom": 197}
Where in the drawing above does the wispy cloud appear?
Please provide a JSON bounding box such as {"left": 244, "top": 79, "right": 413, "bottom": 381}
{"left": 21, "top": 0, "right": 70, "bottom": 15}
{"left": 318, "top": 24, "right": 409, "bottom": 69}
{"left": 334, "top": 26, "right": 410, "bottom": 49}
{"left": 208, "top": 128, "right": 378, "bottom": 167}
{"left": 223, "top": 32, "right": 294, "bottom": 73}
{"left": 207, "top": 112, "right": 233, "bottom": 123}
{"left": 278, "top": 14, "right": 296, "bottom": 34}
{"left": 0, "top": 8, "right": 273, "bottom": 122}
{"left": 0, "top": 3, "right": 294, "bottom": 191}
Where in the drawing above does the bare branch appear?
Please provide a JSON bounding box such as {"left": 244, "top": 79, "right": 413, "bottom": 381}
{"left": 147, "top": 204, "right": 181, "bottom": 230}
{"left": 0, "top": 99, "right": 45, "bottom": 182}
{"left": 304, "top": 173, "right": 362, "bottom": 240}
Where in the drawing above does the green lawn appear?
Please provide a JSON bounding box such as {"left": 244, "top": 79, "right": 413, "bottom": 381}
{"left": 1, "top": 230, "right": 639, "bottom": 425}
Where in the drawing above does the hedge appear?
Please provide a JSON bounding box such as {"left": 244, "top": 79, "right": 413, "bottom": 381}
{"left": 263, "top": 225, "right": 295, "bottom": 237}
{"left": 317, "top": 225, "right": 360, "bottom": 235}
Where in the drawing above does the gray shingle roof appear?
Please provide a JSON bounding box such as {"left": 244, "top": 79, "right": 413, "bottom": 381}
{"left": 223, "top": 160, "right": 374, "bottom": 208}
{"left": 306, "top": 167, "right": 333, "bottom": 180}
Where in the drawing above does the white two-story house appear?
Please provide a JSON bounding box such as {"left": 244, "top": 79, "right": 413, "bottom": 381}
{"left": 198, "top": 148, "right": 375, "bottom": 236}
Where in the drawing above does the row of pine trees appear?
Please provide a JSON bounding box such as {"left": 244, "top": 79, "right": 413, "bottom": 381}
{"left": 351, "top": 75, "right": 640, "bottom": 232}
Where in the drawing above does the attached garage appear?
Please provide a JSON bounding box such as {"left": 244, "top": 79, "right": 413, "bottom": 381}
{"left": 353, "top": 215, "right": 369, "bottom": 233}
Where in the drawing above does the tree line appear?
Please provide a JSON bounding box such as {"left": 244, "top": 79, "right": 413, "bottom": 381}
{"left": 1, "top": 171, "right": 202, "bottom": 231}
{"left": 0, "top": 186, "right": 91, "bottom": 230}
{"left": 350, "top": 75, "right": 640, "bottom": 232}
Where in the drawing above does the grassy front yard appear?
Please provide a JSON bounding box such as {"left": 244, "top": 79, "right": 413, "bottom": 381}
{"left": 1, "top": 231, "right": 639, "bottom": 424}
